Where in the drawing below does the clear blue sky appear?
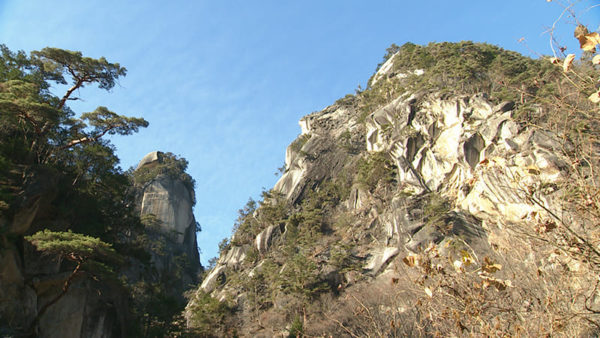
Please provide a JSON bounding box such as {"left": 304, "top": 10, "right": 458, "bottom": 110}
{"left": 0, "top": 1, "right": 596, "bottom": 265}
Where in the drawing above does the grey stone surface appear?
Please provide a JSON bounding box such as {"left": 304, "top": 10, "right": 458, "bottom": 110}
{"left": 139, "top": 176, "right": 195, "bottom": 244}
{"left": 364, "top": 247, "right": 399, "bottom": 275}
{"left": 135, "top": 152, "right": 201, "bottom": 296}
{"left": 255, "top": 224, "right": 283, "bottom": 254}
{"left": 136, "top": 150, "right": 161, "bottom": 170}
{"left": 219, "top": 246, "right": 248, "bottom": 267}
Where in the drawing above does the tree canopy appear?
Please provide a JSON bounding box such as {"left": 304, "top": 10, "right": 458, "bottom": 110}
{"left": 26, "top": 229, "right": 121, "bottom": 265}
{"left": 0, "top": 45, "right": 147, "bottom": 167}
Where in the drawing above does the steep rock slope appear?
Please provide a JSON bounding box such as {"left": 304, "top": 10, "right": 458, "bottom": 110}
{"left": 186, "top": 42, "right": 600, "bottom": 336}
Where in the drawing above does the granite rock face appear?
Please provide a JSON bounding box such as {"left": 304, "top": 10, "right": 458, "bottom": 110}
{"left": 186, "top": 88, "right": 577, "bottom": 335}
{"left": 0, "top": 150, "right": 202, "bottom": 337}
{"left": 135, "top": 151, "right": 201, "bottom": 292}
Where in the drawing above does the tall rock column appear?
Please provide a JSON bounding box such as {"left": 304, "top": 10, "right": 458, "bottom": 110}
{"left": 135, "top": 151, "right": 202, "bottom": 291}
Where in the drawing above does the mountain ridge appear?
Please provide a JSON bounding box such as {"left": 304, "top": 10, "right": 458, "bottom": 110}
{"left": 184, "top": 41, "right": 600, "bottom": 337}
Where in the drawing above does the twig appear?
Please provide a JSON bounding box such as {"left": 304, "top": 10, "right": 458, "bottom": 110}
{"left": 324, "top": 313, "right": 360, "bottom": 338}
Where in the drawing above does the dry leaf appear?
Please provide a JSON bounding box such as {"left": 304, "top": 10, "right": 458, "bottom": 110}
{"left": 589, "top": 91, "right": 600, "bottom": 103}
{"left": 483, "top": 263, "right": 502, "bottom": 273}
{"left": 424, "top": 242, "right": 437, "bottom": 254}
{"left": 483, "top": 257, "right": 502, "bottom": 273}
{"left": 593, "top": 54, "right": 600, "bottom": 65}
{"left": 424, "top": 287, "right": 433, "bottom": 298}
{"left": 527, "top": 165, "right": 541, "bottom": 175}
{"left": 578, "top": 32, "right": 600, "bottom": 52}
{"left": 549, "top": 57, "right": 560, "bottom": 65}
{"left": 575, "top": 25, "right": 589, "bottom": 39}
{"left": 563, "top": 54, "right": 576, "bottom": 72}
{"left": 479, "top": 275, "right": 508, "bottom": 291}
{"left": 403, "top": 254, "right": 419, "bottom": 267}
{"left": 461, "top": 250, "right": 474, "bottom": 266}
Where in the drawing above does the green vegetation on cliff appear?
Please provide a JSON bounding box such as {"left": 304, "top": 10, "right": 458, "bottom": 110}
{"left": 356, "top": 41, "right": 561, "bottom": 123}
{"left": 132, "top": 151, "right": 196, "bottom": 205}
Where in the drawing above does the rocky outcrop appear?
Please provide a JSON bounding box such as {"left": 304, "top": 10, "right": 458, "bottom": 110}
{"left": 187, "top": 87, "right": 579, "bottom": 336}
{"left": 184, "top": 42, "right": 600, "bottom": 336}
{"left": 135, "top": 151, "right": 201, "bottom": 292}
{"left": 364, "top": 94, "right": 567, "bottom": 237}
{"left": 364, "top": 247, "right": 399, "bottom": 275}
{"left": 0, "top": 151, "right": 202, "bottom": 337}
{"left": 139, "top": 174, "right": 197, "bottom": 252}
{"left": 255, "top": 224, "right": 284, "bottom": 254}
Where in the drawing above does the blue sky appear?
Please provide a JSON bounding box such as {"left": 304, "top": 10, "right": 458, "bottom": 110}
{"left": 0, "top": 0, "right": 596, "bottom": 265}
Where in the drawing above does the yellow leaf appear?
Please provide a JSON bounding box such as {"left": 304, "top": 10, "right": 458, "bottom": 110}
{"left": 589, "top": 91, "right": 600, "bottom": 103}
{"left": 578, "top": 32, "right": 600, "bottom": 52}
{"left": 402, "top": 255, "right": 418, "bottom": 267}
{"left": 593, "top": 55, "right": 600, "bottom": 65}
{"left": 461, "top": 250, "right": 474, "bottom": 266}
{"left": 563, "top": 54, "right": 576, "bottom": 72}
{"left": 549, "top": 57, "right": 560, "bottom": 65}
{"left": 483, "top": 263, "right": 502, "bottom": 273}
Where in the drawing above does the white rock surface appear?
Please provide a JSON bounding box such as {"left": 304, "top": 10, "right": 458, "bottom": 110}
{"left": 363, "top": 94, "right": 568, "bottom": 233}
{"left": 140, "top": 176, "right": 194, "bottom": 243}
{"left": 218, "top": 246, "right": 248, "bottom": 267}
{"left": 200, "top": 265, "right": 226, "bottom": 294}
{"left": 255, "top": 224, "right": 282, "bottom": 254}
{"left": 136, "top": 150, "right": 161, "bottom": 170}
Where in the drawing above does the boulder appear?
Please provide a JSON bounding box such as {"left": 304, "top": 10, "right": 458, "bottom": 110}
{"left": 200, "top": 265, "right": 226, "bottom": 294}
{"left": 364, "top": 247, "right": 399, "bottom": 275}
{"left": 218, "top": 246, "right": 248, "bottom": 267}
{"left": 255, "top": 224, "right": 284, "bottom": 254}
{"left": 136, "top": 151, "right": 161, "bottom": 170}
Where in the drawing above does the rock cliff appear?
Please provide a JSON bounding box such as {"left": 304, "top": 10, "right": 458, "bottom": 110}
{"left": 134, "top": 151, "right": 201, "bottom": 292}
{"left": 0, "top": 168, "right": 128, "bottom": 337}
{"left": 185, "top": 42, "right": 600, "bottom": 336}
{"left": 0, "top": 151, "right": 201, "bottom": 337}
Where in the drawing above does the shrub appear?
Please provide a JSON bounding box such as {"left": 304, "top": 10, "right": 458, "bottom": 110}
{"left": 359, "top": 41, "right": 562, "bottom": 124}
{"left": 356, "top": 151, "right": 396, "bottom": 191}
{"left": 132, "top": 152, "right": 196, "bottom": 204}
{"left": 423, "top": 192, "right": 451, "bottom": 227}
{"left": 186, "top": 291, "right": 235, "bottom": 337}
{"left": 288, "top": 316, "right": 304, "bottom": 338}
{"left": 289, "top": 134, "right": 311, "bottom": 153}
